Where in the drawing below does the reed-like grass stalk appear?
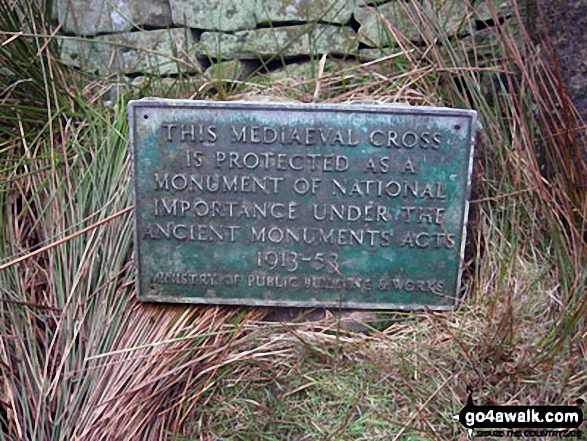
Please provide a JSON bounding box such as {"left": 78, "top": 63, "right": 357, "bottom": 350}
{"left": 1, "top": 0, "right": 585, "bottom": 439}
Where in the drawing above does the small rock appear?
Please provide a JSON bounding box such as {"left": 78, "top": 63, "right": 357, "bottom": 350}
{"left": 475, "top": 0, "right": 517, "bottom": 21}
{"left": 268, "top": 59, "right": 355, "bottom": 82}
{"left": 204, "top": 59, "right": 253, "bottom": 82}
{"left": 0, "top": 66, "right": 14, "bottom": 76}
{"left": 101, "top": 80, "right": 130, "bottom": 102}
{"left": 268, "top": 61, "right": 324, "bottom": 83}
{"left": 358, "top": 47, "right": 397, "bottom": 62}
{"left": 131, "top": 75, "right": 204, "bottom": 96}
{"left": 334, "top": 310, "right": 379, "bottom": 334}
{"left": 460, "top": 24, "right": 521, "bottom": 64}
{"left": 261, "top": 308, "right": 379, "bottom": 334}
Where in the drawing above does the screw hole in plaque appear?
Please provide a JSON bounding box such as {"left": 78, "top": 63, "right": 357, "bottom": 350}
{"left": 454, "top": 124, "right": 461, "bottom": 131}
{"left": 144, "top": 114, "right": 149, "bottom": 120}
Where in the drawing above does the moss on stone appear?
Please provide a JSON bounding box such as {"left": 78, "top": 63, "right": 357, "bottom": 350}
{"left": 61, "top": 29, "right": 199, "bottom": 75}
{"left": 198, "top": 24, "right": 357, "bottom": 60}
{"left": 169, "top": 0, "right": 256, "bottom": 31}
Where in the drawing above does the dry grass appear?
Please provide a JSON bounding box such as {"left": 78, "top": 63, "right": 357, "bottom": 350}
{"left": 1, "top": 0, "right": 586, "bottom": 439}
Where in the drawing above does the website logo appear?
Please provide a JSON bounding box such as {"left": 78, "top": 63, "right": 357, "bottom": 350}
{"left": 454, "top": 388, "right": 584, "bottom": 439}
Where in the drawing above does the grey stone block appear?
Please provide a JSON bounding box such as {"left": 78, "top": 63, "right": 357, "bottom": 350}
{"left": 197, "top": 33, "right": 241, "bottom": 60}
{"left": 257, "top": 0, "right": 356, "bottom": 25}
{"left": 56, "top": 0, "right": 171, "bottom": 36}
{"left": 198, "top": 24, "right": 357, "bottom": 59}
{"left": 355, "top": 0, "right": 507, "bottom": 48}
{"left": 169, "top": 0, "right": 256, "bottom": 31}
{"left": 60, "top": 29, "right": 199, "bottom": 75}
{"left": 354, "top": 2, "right": 415, "bottom": 48}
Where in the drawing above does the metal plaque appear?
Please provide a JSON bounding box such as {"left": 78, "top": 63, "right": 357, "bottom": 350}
{"left": 129, "top": 99, "right": 477, "bottom": 310}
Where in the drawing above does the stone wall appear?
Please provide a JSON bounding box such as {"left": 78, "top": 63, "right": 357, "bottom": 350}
{"left": 55, "top": 0, "right": 523, "bottom": 83}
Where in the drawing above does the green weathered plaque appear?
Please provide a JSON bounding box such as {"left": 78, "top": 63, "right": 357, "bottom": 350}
{"left": 129, "top": 99, "right": 476, "bottom": 310}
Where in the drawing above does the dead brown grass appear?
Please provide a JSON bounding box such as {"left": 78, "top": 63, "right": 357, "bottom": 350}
{"left": 0, "top": 0, "right": 585, "bottom": 439}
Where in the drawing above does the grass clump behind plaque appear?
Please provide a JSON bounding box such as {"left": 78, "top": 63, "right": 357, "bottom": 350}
{"left": 0, "top": 1, "right": 265, "bottom": 439}
{"left": 1, "top": 0, "right": 586, "bottom": 439}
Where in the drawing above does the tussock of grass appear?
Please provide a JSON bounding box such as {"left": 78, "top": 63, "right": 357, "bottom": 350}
{"left": 1, "top": 0, "right": 586, "bottom": 439}
{"left": 0, "top": 2, "right": 267, "bottom": 439}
